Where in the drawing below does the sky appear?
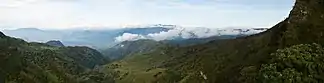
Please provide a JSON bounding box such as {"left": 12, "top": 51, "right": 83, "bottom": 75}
{"left": 0, "top": 0, "right": 295, "bottom": 29}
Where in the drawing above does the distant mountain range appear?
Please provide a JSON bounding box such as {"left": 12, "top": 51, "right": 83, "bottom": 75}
{"left": 1, "top": 25, "right": 267, "bottom": 49}
{"left": 1, "top": 26, "right": 170, "bottom": 49}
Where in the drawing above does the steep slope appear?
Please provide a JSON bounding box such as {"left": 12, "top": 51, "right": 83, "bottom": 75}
{"left": 103, "top": 0, "right": 324, "bottom": 83}
{"left": 160, "top": 0, "right": 324, "bottom": 82}
{"left": 103, "top": 44, "right": 177, "bottom": 83}
{"left": 0, "top": 32, "right": 113, "bottom": 83}
{"left": 0, "top": 31, "right": 5, "bottom": 38}
{"left": 243, "top": 43, "right": 324, "bottom": 82}
{"left": 62, "top": 46, "right": 109, "bottom": 68}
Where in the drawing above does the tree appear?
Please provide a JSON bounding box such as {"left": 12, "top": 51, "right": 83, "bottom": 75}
{"left": 242, "top": 43, "right": 324, "bottom": 83}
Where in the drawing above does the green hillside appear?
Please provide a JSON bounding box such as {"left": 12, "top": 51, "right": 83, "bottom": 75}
{"left": 103, "top": 0, "right": 324, "bottom": 83}
{"left": 0, "top": 33, "right": 114, "bottom": 83}
{"left": 163, "top": 0, "right": 324, "bottom": 82}
{"left": 1, "top": 0, "right": 324, "bottom": 83}
{"left": 101, "top": 40, "right": 167, "bottom": 60}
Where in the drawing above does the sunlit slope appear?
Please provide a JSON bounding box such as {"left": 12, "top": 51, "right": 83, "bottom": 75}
{"left": 103, "top": 0, "right": 324, "bottom": 83}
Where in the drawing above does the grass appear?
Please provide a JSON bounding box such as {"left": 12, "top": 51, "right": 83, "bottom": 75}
{"left": 104, "top": 51, "right": 171, "bottom": 83}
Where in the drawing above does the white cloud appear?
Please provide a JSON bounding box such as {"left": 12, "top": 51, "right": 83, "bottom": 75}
{"left": 147, "top": 27, "right": 183, "bottom": 41}
{"left": 115, "top": 33, "right": 147, "bottom": 42}
{"left": 114, "top": 26, "right": 267, "bottom": 42}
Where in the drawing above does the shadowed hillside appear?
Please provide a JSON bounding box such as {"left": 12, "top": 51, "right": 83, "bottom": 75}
{"left": 0, "top": 31, "right": 5, "bottom": 38}
{"left": 0, "top": 32, "right": 114, "bottom": 83}
{"left": 162, "top": 0, "right": 324, "bottom": 82}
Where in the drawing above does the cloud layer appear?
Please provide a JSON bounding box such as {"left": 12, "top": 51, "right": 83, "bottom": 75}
{"left": 115, "top": 33, "right": 147, "bottom": 42}
{"left": 115, "top": 26, "right": 267, "bottom": 42}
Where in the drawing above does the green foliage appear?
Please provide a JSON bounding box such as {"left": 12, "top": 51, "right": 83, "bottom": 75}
{"left": 2, "top": 0, "right": 324, "bottom": 82}
{"left": 101, "top": 39, "right": 167, "bottom": 60}
{"left": 242, "top": 44, "right": 324, "bottom": 83}
{"left": 78, "top": 69, "right": 115, "bottom": 83}
{"left": 0, "top": 33, "right": 114, "bottom": 83}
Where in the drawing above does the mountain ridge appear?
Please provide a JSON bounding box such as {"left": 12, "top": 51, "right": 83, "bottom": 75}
{"left": 169, "top": 0, "right": 324, "bottom": 82}
{"left": 0, "top": 32, "right": 114, "bottom": 83}
{"left": 102, "top": 0, "right": 324, "bottom": 82}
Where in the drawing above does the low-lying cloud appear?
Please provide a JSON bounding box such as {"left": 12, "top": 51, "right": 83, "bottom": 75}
{"left": 115, "top": 33, "right": 147, "bottom": 42}
{"left": 114, "top": 27, "right": 267, "bottom": 42}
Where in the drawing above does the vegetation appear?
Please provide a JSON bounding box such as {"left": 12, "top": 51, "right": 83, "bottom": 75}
{"left": 102, "top": 0, "right": 324, "bottom": 83}
{"left": 1, "top": 0, "right": 324, "bottom": 83}
{"left": 0, "top": 35, "right": 114, "bottom": 83}
{"left": 101, "top": 39, "right": 168, "bottom": 60}
{"left": 241, "top": 43, "right": 324, "bottom": 83}
{"left": 103, "top": 46, "right": 177, "bottom": 83}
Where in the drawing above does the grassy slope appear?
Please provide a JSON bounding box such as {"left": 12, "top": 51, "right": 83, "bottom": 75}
{"left": 103, "top": 0, "right": 324, "bottom": 83}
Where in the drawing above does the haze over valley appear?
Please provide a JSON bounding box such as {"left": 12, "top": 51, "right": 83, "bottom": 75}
{"left": 3, "top": 0, "right": 324, "bottom": 83}
{"left": 2, "top": 25, "right": 267, "bottom": 49}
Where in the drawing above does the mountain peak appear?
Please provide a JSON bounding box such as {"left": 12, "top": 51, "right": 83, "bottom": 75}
{"left": 279, "top": 0, "right": 324, "bottom": 46}
{"left": 0, "top": 31, "right": 5, "bottom": 38}
{"left": 46, "top": 40, "right": 65, "bottom": 47}
{"left": 289, "top": 0, "right": 324, "bottom": 23}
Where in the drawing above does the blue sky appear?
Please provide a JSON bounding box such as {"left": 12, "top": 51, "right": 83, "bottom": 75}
{"left": 0, "top": 0, "right": 295, "bottom": 29}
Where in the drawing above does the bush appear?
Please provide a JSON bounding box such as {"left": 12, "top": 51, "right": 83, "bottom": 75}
{"left": 242, "top": 43, "right": 324, "bottom": 83}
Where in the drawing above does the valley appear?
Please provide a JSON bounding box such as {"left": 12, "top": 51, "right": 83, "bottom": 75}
{"left": 1, "top": 0, "right": 324, "bottom": 83}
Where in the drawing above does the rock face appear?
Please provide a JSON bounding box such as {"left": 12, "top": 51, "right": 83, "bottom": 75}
{"left": 46, "top": 40, "right": 65, "bottom": 47}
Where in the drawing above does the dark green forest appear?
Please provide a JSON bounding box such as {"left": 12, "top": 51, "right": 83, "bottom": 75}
{"left": 1, "top": 0, "right": 324, "bottom": 83}
{"left": 0, "top": 34, "right": 114, "bottom": 83}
